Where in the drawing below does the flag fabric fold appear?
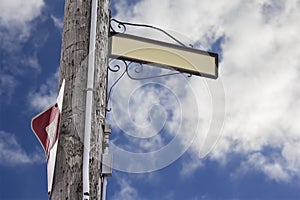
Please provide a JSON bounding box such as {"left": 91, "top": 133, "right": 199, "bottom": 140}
{"left": 31, "top": 79, "right": 65, "bottom": 195}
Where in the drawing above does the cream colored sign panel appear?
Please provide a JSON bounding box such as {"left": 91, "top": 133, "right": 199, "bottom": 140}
{"left": 109, "top": 33, "right": 218, "bottom": 79}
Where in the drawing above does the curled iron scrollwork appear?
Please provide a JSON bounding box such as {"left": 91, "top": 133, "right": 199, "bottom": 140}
{"left": 126, "top": 63, "right": 184, "bottom": 81}
{"left": 107, "top": 18, "right": 195, "bottom": 111}
{"left": 108, "top": 63, "right": 121, "bottom": 72}
{"left": 110, "top": 19, "right": 127, "bottom": 33}
{"left": 106, "top": 60, "right": 127, "bottom": 112}
{"left": 110, "top": 18, "right": 187, "bottom": 47}
{"left": 106, "top": 60, "right": 192, "bottom": 112}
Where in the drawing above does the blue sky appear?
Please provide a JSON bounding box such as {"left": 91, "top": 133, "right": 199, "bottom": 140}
{"left": 1, "top": 0, "right": 300, "bottom": 199}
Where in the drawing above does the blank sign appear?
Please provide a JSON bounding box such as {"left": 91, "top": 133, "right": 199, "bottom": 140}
{"left": 109, "top": 33, "right": 218, "bottom": 79}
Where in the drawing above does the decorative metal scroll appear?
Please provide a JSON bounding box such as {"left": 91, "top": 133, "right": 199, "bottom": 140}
{"left": 110, "top": 18, "right": 187, "bottom": 47}
{"left": 106, "top": 60, "right": 192, "bottom": 112}
{"left": 106, "top": 18, "right": 195, "bottom": 111}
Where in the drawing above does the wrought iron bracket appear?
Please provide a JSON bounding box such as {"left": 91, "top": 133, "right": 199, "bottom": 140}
{"left": 110, "top": 18, "right": 187, "bottom": 47}
{"left": 106, "top": 60, "right": 192, "bottom": 112}
{"left": 106, "top": 17, "right": 194, "bottom": 112}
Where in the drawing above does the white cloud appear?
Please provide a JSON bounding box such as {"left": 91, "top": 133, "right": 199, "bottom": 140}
{"left": 111, "top": 178, "right": 142, "bottom": 200}
{"left": 0, "top": 130, "right": 44, "bottom": 166}
{"left": 0, "top": 0, "right": 44, "bottom": 99}
{"left": 237, "top": 152, "right": 291, "bottom": 182}
{"left": 0, "top": 71, "right": 18, "bottom": 103}
{"left": 0, "top": 54, "right": 41, "bottom": 101}
{"left": 107, "top": 68, "right": 210, "bottom": 172}
{"left": 51, "top": 15, "right": 64, "bottom": 30}
{"left": 108, "top": 71, "right": 169, "bottom": 148}
{"left": 26, "top": 55, "right": 41, "bottom": 71}
{"left": 28, "top": 70, "right": 59, "bottom": 111}
{"left": 0, "top": 0, "right": 45, "bottom": 47}
{"left": 180, "top": 153, "right": 204, "bottom": 177}
{"left": 0, "top": 0, "right": 44, "bottom": 27}
{"left": 211, "top": 0, "right": 300, "bottom": 181}
{"left": 111, "top": 0, "right": 300, "bottom": 182}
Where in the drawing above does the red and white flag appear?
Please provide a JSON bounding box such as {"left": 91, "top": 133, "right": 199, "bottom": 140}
{"left": 31, "top": 79, "right": 65, "bottom": 195}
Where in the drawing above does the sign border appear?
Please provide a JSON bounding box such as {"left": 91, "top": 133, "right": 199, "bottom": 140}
{"left": 109, "top": 32, "right": 219, "bottom": 79}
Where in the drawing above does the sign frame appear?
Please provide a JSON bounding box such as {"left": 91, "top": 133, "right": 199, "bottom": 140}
{"left": 109, "top": 32, "right": 219, "bottom": 79}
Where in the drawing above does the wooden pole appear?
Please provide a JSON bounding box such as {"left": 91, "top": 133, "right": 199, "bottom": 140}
{"left": 51, "top": 0, "right": 110, "bottom": 199}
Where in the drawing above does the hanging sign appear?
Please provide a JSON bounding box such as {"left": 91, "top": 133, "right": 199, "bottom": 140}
{"left": 109, "top": 33, "right": 218, "bottom": 79}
